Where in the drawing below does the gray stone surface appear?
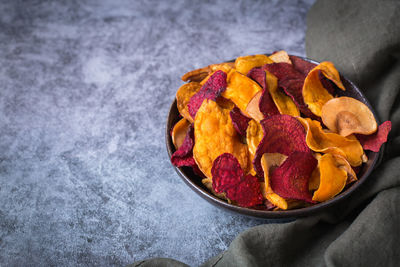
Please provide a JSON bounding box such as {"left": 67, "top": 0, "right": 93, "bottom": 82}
{"left": 0, "top": 0, "right": 315, "bottom": 266}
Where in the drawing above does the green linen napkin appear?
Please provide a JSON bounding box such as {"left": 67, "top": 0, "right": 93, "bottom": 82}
{"left": 131, "top": 0, "right": 400, "bottom": 266}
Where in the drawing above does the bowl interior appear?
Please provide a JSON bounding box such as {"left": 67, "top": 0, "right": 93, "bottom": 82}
{"left": 166, "top": 56, "right": 380, "bottom": 219}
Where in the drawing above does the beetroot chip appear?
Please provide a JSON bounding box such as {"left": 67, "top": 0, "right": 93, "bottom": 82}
{"left": 188, "top": 70, "right": 227, "bottom": 118}
{"left": 248, "top": 67, "right": 279, "bottom": 117}
{"left": 229, "top": 107, "right": 251, "bottom": 137}
{"left": 262, "top": 62, "right": 305, "bottom": 81}
{"left": 229, "top": 174, "right": 264, "bottom": 207}
{"left": 212, "top": 153, "right": 244, "bottom": 193}
{"left": 253, "top": 114, "right": 310, "bottom": 178}
{"left": 172, "top": 155, "right": 196, "bottom": 167}
{"left": 262, "top": 63, "right": 316, "bottom": 118}
{"left": 259, "top": 87, "right": 280, "bottom": 117}
{"left": 289, "top": 55, "right": 317, "bottom": 76}
{"left": 171, "top": 124, "right": 196, "bottom": 167}
{"left": 356, "top": 121, "right": 392, "bottom": 152}
{"left": 212, "top": 153, "right": 263, "bottom": 207}
{"left": 279, "top": 79, "right": 319, "bottom": 120}
{"left": 279, "top": 78, "right": 308, "bottom": 111}
{"left": 270, "top": 151, "right": 317, "bottom": 203}
{"left": 290, "top": 56, "right": 336, "bottom": 95}
{"left": 278, "top": 77, "right": 304, "bottom": 105}
{"left": 248, "top": 67, "right": 267, "bottom": 89}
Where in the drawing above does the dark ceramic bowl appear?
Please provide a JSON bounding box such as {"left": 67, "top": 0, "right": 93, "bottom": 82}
{"left": 166, "top": 55, "right": 381, "bottom": 219}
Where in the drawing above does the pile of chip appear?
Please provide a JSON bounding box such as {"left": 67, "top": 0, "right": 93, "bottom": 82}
{"left": 170, "top": 51, "right": 392, "bottom": 210}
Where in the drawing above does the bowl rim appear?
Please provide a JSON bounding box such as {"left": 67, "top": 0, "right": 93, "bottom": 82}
{"left": 165, "top": 54, "right": 381, "bottom": 219}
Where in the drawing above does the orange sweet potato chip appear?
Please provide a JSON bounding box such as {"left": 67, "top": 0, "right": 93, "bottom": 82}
{"left": 171, "top": 118, "right": 190, "bottom": 149}
{"left": 309, "top": 153, "right": 357, "bottom": 191}
{"left": 235, "top": 54, "right": 274, "bottom": 75}
{"left": 176, "top": 82, "right": 201, "bottom": 122}
{"left": 302, "top": 62, "right": 346, "bottom": 116}
{"left": 222, "top": 70, "right": 263, "bottom": 115}
{"left": 193, "top": 99, "right": 248, "bottom": 178}
{"left": 312, "top": 153, "right": 348, "bottom": 202}
{"left": 297, "top": 117, "right": 364, "bottom": 167}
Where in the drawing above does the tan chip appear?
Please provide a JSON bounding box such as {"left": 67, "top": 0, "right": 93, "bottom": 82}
{"left": 321, "top": 97, "right": 377, "bottom": 136}
{"left": 269, "top": 50, "right": 292, "bottom": 64}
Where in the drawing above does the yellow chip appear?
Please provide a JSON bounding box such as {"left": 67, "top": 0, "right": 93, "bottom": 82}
{"left": 176, "top": 82, "right": 201, "bottom": 122}
{"left": 193, "top": 99, "right": 248, "bottom": 178}
{"left": 234, "top": 54, "right": 274, "bottom": 75}
{"left": 302, "top": 62, "right": 345, "bottom": 116}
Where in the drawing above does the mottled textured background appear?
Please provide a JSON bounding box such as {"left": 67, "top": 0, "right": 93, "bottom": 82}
{"left": 0, "top": 0, "right": 315, "bottom": 266}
